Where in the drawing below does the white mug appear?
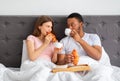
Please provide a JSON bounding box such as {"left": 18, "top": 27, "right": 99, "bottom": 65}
{"left": 65, "top": 28, "right": 71, "bottom": 36}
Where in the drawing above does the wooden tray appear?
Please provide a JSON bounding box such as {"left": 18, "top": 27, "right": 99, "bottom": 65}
{"left": 52, "top": 64, "right": 91, "bottom": 73}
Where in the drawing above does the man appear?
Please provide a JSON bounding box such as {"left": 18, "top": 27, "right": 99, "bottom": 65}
{"left": 57, "top": 13, "right": 102, "bottom": 64}
{"left": 56, "top": 13, "right": 114, "bottom": 81}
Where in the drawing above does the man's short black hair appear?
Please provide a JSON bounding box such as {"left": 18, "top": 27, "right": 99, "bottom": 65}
{"left": 67, "top": 13, "right": 84, "bottom": 22}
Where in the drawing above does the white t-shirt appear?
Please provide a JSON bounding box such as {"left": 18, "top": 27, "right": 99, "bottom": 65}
{"left": 60, "top": 33, "right": 101, "bottom": 56}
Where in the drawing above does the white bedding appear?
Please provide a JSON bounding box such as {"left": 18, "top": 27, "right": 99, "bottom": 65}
{"left": 0, "top": 47, "right": 120, "bottom": 81}
{"left": 8, "top": 67, "right": 20, "bottom": 71}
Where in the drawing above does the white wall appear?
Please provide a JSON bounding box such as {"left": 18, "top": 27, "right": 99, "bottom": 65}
{"left": 0, "top": 0, "right": 120, "bottom": 15}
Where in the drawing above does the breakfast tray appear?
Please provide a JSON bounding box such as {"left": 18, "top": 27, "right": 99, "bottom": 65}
{"left": 52, "top": 64, "right": 90, "bottom": 73}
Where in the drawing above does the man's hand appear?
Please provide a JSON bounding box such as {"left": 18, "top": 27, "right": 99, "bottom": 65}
{"left": 65, "top": 54, "right": 74, "bottom": 64}
{"left": 70, "top": 30, "right": 81, "bottom": 42}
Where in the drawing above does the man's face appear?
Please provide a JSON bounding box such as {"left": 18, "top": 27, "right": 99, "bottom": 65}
{"left": 67, "top": 18, "right": 83, "bottom": 32}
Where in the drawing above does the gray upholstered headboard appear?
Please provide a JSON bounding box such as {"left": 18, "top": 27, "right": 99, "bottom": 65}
{"left": 0, "top": 16, "right": 120, "bottom": 68}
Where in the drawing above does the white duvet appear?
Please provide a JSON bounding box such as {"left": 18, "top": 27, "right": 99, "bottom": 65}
{"left": 0, "top": 47, "right": 120, "bottom": 81}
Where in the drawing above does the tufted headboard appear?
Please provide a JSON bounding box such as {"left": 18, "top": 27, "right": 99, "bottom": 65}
{"left": 0, "top": 16, "right": 120, "bottom": 68}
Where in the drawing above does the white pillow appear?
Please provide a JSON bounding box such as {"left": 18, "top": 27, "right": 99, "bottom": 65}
{"left": 21, "top": 40, "right": 29, "bottom": 64}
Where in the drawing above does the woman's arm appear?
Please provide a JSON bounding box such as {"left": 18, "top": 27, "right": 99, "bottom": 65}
{"left": 26, "top": 40, "right": 49, "bottom": 61}
{"left": 26, "top": 34, "right": 52, "bottom": 61}
{"left": 51, "top": 48, "right": 58, "bottom": 63}
{"left": 52, "top": 48, "right": 65, "bottom": 64}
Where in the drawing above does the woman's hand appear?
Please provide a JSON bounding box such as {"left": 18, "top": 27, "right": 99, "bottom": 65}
{"left": 54, "top": 47, "right": 63, "bottom": 54}
{"left": 52, "top": 48, "right": 62, "bottom": 63}
{"left": 44, "top": 34, "right": 53, "bottom": 45}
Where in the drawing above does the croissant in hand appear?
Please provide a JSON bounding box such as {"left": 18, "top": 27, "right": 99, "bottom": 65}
{"left": 72, "top": 49, "right": 79, "bottom": 66}
{"left": 47, "top": 32, "right": 58, "bottom": 42}
{"left": 47, "top": 32, "right": 63, "bottom": 49}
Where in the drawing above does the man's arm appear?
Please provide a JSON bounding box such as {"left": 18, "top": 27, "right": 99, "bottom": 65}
{"left": 72, "top": 30, "right": 102, "bottom": 60}
{"left": 57, "top": 54, "right": 66, "bottom": 65}
{"left": 78, "top": 39, "right": 102, "bottom": 60}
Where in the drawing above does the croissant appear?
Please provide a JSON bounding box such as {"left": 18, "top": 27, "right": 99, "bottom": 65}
{"left": 47, "top": 32, "right": 63, "bottom": 49}
{"left": 47, "top": 32, "right": 57, "bottom": 42}
{"left": 72, "top": 49, "right": 79, "bottom": 66}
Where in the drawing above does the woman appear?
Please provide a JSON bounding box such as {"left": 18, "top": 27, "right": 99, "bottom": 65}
{"left": 26, "top": 16, "right": 59, "bottom": 63}
{"left": 0, "top": 16, "right": 60, "bottom": 81}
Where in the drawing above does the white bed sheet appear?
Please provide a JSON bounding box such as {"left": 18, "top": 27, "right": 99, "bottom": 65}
{"left": 0, "top": 47, "right": 120, "bottom": 81}
{"left": 8, "top": 67, "right": 20, "bottom": 71}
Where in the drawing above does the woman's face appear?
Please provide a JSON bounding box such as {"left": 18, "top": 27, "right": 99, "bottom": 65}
{"left": 39, "top": 21, "right": 53, "bottom": 36}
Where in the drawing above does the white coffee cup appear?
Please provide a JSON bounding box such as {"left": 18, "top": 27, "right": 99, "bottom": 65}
{"left": 54, "top": 42, "right": 63, "bottom": 49}
{"left": 65, "top": 28, "right": 71, "bottom": 36}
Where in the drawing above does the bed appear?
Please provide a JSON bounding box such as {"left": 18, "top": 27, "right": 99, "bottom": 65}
{"left": 0, "top": 15, "right": 120, "bottom": 69}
